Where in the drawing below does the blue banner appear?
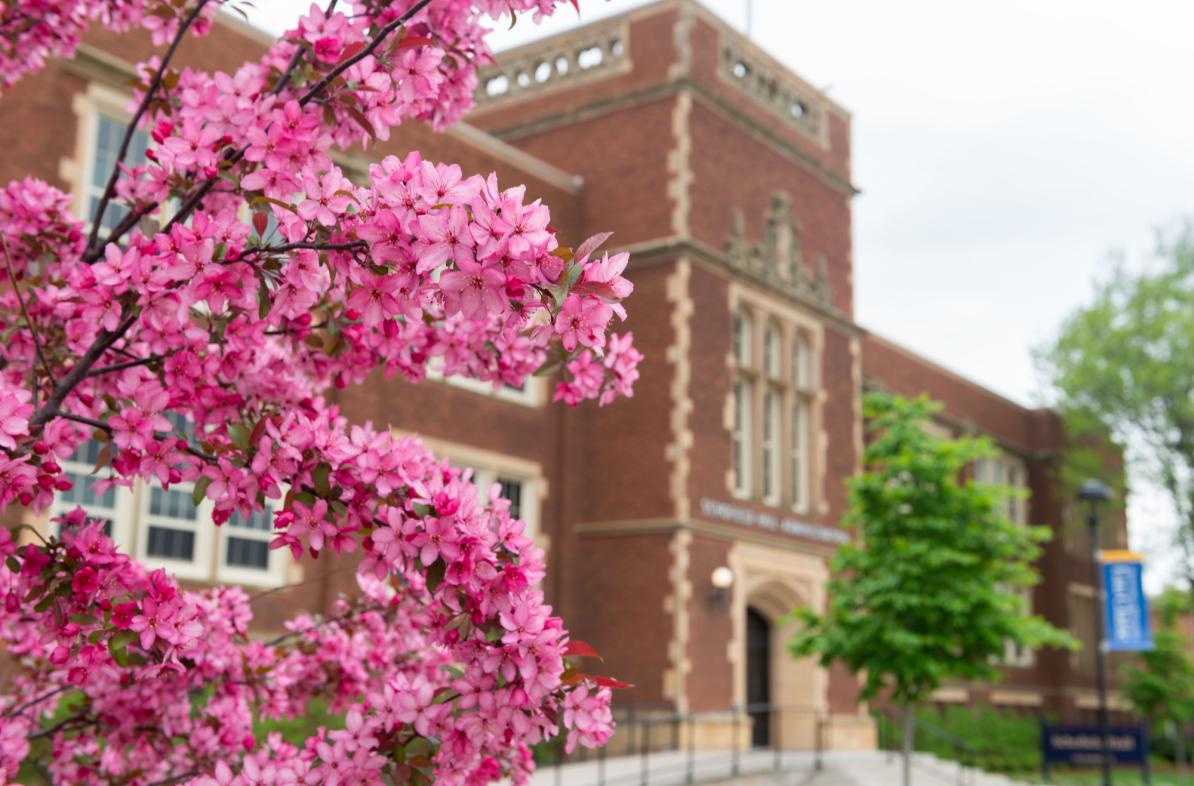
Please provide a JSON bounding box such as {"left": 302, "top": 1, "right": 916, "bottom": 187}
{"left": 1101, "top": 553, "right": 1153, "bottom": 652}
{"left": 1041, "top": 724, "right": 1147, "bottom": 766}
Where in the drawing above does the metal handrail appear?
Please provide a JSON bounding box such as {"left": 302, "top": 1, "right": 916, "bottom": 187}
{"left": 542, "top": 702, "right": 829, "bottom": 786}
{"left": 875, "top": 709, "right": 977, "bottom": 786}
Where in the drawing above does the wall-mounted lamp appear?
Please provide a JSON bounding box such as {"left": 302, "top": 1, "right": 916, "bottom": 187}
{"left": 709, "top": 566, "right": 735, "bottom": 610}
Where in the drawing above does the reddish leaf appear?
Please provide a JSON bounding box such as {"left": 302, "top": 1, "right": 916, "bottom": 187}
{"left": 399, "top": 36, "right": 434, "bottom": 51}
{"left": 252, "top": 211, "right": 268, "bottom": 238}
{"left": 592, "top": 675, "right": 632, "bottom": 689}
{"left": 564, "top": 640, "right": 602, "bottom": 659}
{"left": 574, "top": 231, "right": 613, "bottom": 263}
{"left": 338, "top": 41, "right": 366, "bottom": 63}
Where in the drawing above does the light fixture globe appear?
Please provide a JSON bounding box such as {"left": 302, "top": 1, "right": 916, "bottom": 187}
{"left": 1077, "top": 479, "right": 1112, "bottom": 503}
{"left": 711, "top": 566, "right": 735, "bottom": 590}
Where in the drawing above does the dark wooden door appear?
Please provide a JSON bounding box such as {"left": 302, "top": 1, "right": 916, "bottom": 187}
{"left": 746, "top": 608, "right": 771, "bottom": 747}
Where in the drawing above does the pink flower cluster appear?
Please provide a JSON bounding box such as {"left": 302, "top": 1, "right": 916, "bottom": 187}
{"left": 0, "top": 0, "right": 211, "bottom": 90}
{"left": 0, "top": 0, "right": 631, "bottom": 783}
{"left": 0, "top": 495, "right": 614, "bottom": 784}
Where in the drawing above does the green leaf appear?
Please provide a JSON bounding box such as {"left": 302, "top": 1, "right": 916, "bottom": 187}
{"left": 227, "top": 423, "right": 251, "bottom": 452}
{"left": 425, "top": 560, "right": 445, "bottom": 593}
{"left": 313, "top": 463, "right": 331, "bottom": 498}
{"left": 192, "top": 475, "right": 213, "bottom": 507}
{"left": 5, "top": 556, "right": 19, "bottom": 573}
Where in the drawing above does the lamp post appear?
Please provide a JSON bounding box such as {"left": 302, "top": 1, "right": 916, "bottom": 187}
{"left": 1078, "top": 478, "right": 1113, "bottom": 786}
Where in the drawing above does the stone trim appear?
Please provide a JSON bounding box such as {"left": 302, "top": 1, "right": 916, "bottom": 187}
{"left": 717, "top": 38, "right": 827, "bottom": 147}
{"left": 486, "top": 79, "right": 858, "bottom": 197}
{"left": 574, "top": 518, "right": 840, "bottom": 559}
{"left": 614, "top": 236, "right": 862, "bottom": 335}
{"left": 929, "top": 687, "right": 970, "bottom": 704}
{"left": 666, "top": 91, "right": 693, "bottom": 237}
{"left": 665, "top": 259, "right": 695, "bottom": 521}
{"left": 990, "top": 690, "right": 1044, "bottom": 707}
{"left": 662, "top": 530, "right": 693, "bottom": 710}
{"left": 447, "top": 123, "right": 584, "bottom": 194}
{"left": 472, "top": 18, "right": 632, "bottom": 110}
{"left": 724, "top": 191, "right": 832, "bottom": 308}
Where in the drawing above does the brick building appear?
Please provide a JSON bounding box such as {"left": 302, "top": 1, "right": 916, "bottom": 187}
{"left": 0, "top": 0, "right": 1130, "bottom": 749}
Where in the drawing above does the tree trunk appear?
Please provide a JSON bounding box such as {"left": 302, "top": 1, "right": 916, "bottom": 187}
{"left": 901, "top": 704, "right": 916, "bottom": 786}
{"left": 1176, "top": 719, "right": 1188, "bottom": 785}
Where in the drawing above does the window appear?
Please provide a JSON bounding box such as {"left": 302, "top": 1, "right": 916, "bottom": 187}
{"left": 792, "top": 335, "right": 813, "bottom": 389}
{"left": 763, "top": 323, "right": 781, "bottom": 379}
{"left": 43, "top": 417, "right": 287, "bottom": 587}
{"left": 791, "top": 399, "right": 810, "bottom": 511}
{"left": 219, "top": 503, "right": 286, "bottom": 586}
{"left": 50, "top": 439, "right": 133, "bottom": 544}
{"left": 762, "top": 391, "right": 780, "bottom": 504}
{"left": 974, "top": 454, "right": 1028, "bottom": 524}
{"left": 728, "top": 298, "right": 821, "bottom": 511}
{"left": 445, "top": 456, "right": 541, "bottom": 542}
{"left": 426, "top": 361, "right": 546, "bottom": 407}
{"left": 733, "top": 311, "right": 754, "bottom": 368}
{"left": 140, "top": 480, "right": 211, "bottom": 578}
{"left": 732, "top": 379, "right": 753, "bottom": 498}
{"left": 85, "top": 110, "right": 149, "bottom": 232}
{"left": 1003, "top": 586, "right": 1035, "bottom": 668}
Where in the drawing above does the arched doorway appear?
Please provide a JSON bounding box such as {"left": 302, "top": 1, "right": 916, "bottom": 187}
{"left": 746, "top": 607, "right": 771, "bottom": 747}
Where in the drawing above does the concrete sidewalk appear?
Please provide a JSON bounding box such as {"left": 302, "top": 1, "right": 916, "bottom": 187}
{"left": 528, "top": 750, "right": 1036, "bottom": 786}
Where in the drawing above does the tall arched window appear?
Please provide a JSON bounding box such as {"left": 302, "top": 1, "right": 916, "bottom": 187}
{"left": 733, "top": 311, "right": 754, "bottom": 368}
{"left": 732, "top": 379, "right": 753, "bottom": 498}
{"left": 790, "top": 333, "right": 815, "bottom": 512}
{"left": 763, "top": 323, "right": 781, "bottom": 379}
{"left": 762, "top": 390, "right": 780, "bottom": 504}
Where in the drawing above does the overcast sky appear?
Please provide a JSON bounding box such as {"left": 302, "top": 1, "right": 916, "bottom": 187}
{"left": 248, "top": 0, "right": 1194, "bottom": 588}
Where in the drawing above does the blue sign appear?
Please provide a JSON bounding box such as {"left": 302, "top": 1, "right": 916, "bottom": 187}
{"left": 1041, "top": 724, "right": 1147, "bottom": 766}
{"left": 1101, "top": 554, "right": 1153, "bottom": 652}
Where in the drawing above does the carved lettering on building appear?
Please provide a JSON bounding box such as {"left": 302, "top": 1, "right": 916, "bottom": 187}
{"left": 698, "top": 498, "right": 848, "bottom": 545}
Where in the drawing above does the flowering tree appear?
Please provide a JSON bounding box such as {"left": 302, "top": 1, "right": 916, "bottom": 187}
{"left": 0, "top": 1, "right": 641, "bottom": 784}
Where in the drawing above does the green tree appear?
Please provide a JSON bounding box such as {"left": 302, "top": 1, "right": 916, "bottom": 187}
{"left": 790, "top": 392, "right": 1074, "bottom": 786}
{"left": 1035, "top": 224, "right": 1194, "bottom": 597}
{"left": 1121, "top": 589, "right": 1194, "bottom": 780}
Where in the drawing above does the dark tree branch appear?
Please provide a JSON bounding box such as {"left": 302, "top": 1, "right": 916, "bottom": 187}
{"left": 298, "top": 0, "right": 435, "bottom": 109}
{"left": 1, "top": 237, "right": 55, "bottom": 397}
{"left": 29, "top": 311, "right": 137, "bottom": 428}
{"left": 85, "top": 354, "right": 165, "bottom": 378}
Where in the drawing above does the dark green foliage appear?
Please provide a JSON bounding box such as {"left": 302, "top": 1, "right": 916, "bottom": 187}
{"left": 790, "top": 392, "right": 1076, "bottom": 706}
{"left": 875, "top": 704, "right": 1047, "bottom": 774}
{"left": 1121, "top": 590, "right": 1194, "bottom": 730}
{"left": 253, "top": 698, "right": 344, "bottom": 745}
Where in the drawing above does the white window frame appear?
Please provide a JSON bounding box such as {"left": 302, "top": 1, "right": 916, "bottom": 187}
{"left": 762, "top": 390, "right": 780, "bottom": 505}
{"left": 217, "top": 498, "right": 286, "bottom": 587}
{"left": 1002, "top": 585, "right": 1036, "bottom": 668}
{"left": 426, "top": 361, "right": 546, "bottom": 408}
{"left": 790, "top": 397, "right": 811, "bottom": 513}
{"left": 763, "top": 323, "right": 781, "bottom": 380}
{"left": 732, "top": 378, "right": 753, "bottom": 499}
{"left": 734, "top": 311, "right": 754, "bottom": 368}
{"left": 136, "top": 479, "right": 216, "bottom": 583}
{"left": 70, "top": 83, "right": 151, "bottom": 231}
{"left": 420, "top": 437, "right": 546, "bottom": 545}
{"left": 49, "top": 440, "right": 135, "bottom": 547}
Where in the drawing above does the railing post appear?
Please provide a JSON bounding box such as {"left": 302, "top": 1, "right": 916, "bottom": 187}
{"left": 685, "top": 711, "right": 695, "bottom": 785}
{"left": 815, "top": 714, "right": 824, "bottom": 771}
{"left": 598, "top": 731, "right": 607, "bottom": 786}
{"left": 554, "top": 734, "right": 563, "bottom": 786}
{"left": 725, "top": 702, "right": 735, "bottom": 774}
{"left": 640, "top": 718, "right": 649, "bottom": 786}
{"left": 773, "top": 705, "right": 781, "bottom": 772}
